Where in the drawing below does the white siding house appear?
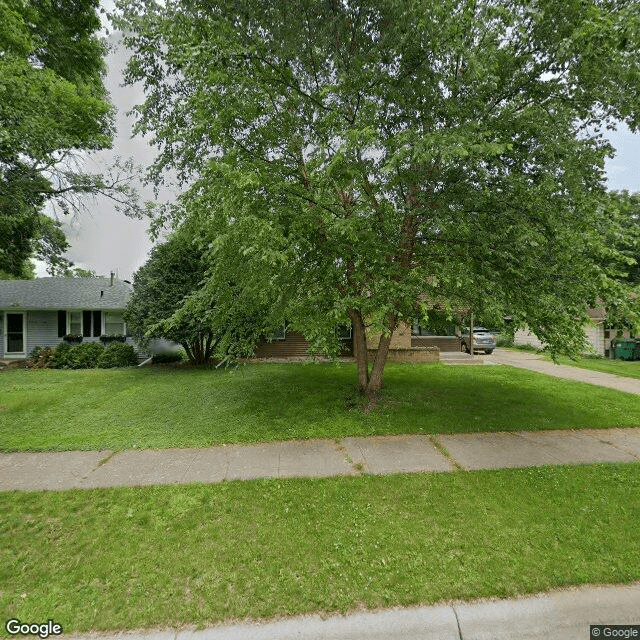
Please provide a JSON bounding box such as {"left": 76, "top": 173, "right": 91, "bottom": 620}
{"left": 0, "top": 277, "right": 135, "bottom": 359}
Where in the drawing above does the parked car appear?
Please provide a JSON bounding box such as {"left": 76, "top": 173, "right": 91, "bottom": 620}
{"left": 461, "top": 327, "right": 497, "bottom": 354}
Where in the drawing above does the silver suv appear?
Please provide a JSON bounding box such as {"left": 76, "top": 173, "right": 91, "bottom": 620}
{"left": 461, "top": 327, "right": 496, "bottom": 354}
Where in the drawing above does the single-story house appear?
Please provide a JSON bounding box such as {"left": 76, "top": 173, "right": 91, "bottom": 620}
{"left": 0, "top": 277, "right": 134, "bottom": 359}
{"left": 513, "top": 308, "right": 636, "bottom": 357}
{"left": 252, "top": 321, "right": 446, "bottom": 362}
{"left": 0, "top": 277, "right": 451, "bottom": 363}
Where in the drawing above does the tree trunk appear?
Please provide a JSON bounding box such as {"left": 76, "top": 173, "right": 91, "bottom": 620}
{"left": 365, "top": 314, "right": 397, "bottom": 399}
{"left": 181, "top": 341, "right": 195, "bottom": 363}
{"left": 204, "top": 333, "right": 215, "bottom": 361}
{"left": 348, "top": 308, "right": 369, "bottom": 393}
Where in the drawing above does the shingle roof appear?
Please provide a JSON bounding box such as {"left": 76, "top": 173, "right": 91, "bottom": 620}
{"left": 0, "top": 278, "right": 131, "bottom": 310}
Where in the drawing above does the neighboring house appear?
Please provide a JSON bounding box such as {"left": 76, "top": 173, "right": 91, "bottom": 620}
{"left": 0, "top": 277, "right": 134, "bottom": 360}
{"left": 253, "top": 321, "right": 442, "bottom": 362}
{"left": 513, "top": 307, "right": 635, "bottom": 357}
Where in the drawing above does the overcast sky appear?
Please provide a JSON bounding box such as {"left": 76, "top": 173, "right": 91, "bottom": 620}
{"left": 37, "top": 32, "right": 167, "bottom": 280}
{"left": 39, "top": 20, "right": 640, "bottom": 280}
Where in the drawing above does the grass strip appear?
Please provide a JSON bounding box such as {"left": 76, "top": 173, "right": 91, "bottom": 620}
{"left": 1, "top": 463, "right": 639, "bottom": 634}
{"left": 1, "top": 363, "right": 639, "bottom": 452}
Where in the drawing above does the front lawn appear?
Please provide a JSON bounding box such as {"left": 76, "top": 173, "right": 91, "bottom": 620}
{"left": 1, "top": 363, "right": 639, "bottom": 452}
{"left": 1, "top": 463, "right": 638, "bottom": 634}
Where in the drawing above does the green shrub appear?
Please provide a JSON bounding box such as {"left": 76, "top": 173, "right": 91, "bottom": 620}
{"left": 152, "top": 351, "right": 185, "bottom": 364}
{"left": 30, "top": 346, "right": 44, "bottom": 360}
{"left": 510, "top": 343, "right": 542, "bottom": 353}
{"left": 31, "top": 347, "right": 55, "bottom": 368}
{"left": 52, "top": 342, "right": 74, "bottom": 368}
{"left": 69, "top": 342, "right": 105, "bottom": 369}
{"left": 496, "top": 333, "right": 514, "bottom": 347}
{"left": 97, "top": 342, "right": 138, "bottom": 368}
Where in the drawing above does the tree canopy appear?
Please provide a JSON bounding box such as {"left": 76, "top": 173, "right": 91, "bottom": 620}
{"left": 124, "top": 229, "right": 215, "bottom": 363}
{"left": 115, "top": 0, "right": 640, "bottom": 397}
{"left": 0, "top": 0, "right": 136, "bottom": 277}
{"left": 125, "top": 227, "right": 269, "bottom": 364}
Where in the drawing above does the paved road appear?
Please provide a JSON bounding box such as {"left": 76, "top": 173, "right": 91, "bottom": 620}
{"left": 65, "top": 582, "right": 640, "bottom": 640}
{"left": 491, "top": 348, "right": 640, "bottom": 395}
{"left": 2, "top": 427, "right": 640, "bottom": 491}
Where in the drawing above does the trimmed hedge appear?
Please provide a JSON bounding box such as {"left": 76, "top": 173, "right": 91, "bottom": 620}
{"left": 29, "top": 342, "right": 138, "bottom": 369}
{"left": 96, "top": 342, "right": 138, "bottom": 368}
{"left": 69, "top": 342, "right": 105, "bottom": 368}
{"left": 99, "top": 334, "right": 127, "bottom": 345}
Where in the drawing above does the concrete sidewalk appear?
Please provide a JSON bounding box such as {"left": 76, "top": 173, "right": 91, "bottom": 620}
{"left": 67, "top": 582, "right": 640, "bottom": 640}
{"left": 2, "top": 427, "right": 640, "bottom": 491}
{"left": 491, "top": 348, "right": 640, "bottom": 394}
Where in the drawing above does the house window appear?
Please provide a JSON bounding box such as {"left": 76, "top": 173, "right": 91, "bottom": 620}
{"left": 273, "top": 322, "right": 286, "bottom": 340}
{"left": 67, "top": 311, "right": 82, "bottom": 335}
{"left": 412, "top": 323, "right": 433, "bottom": 336}
{"left": 5, "top": 312, "right": 26, "bottom": 354}
{"left": 104, "top": 311, "right": 125, "bottom": 335}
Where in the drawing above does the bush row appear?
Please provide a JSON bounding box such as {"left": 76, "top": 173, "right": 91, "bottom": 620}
{"left": 31, "top": 342, "right": 138, "bottom": 369}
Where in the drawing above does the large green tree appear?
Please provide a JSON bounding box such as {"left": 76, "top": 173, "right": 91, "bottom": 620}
{"left": 605, "top": 190, "right": 640, "bottom": 286}
{"left": 115, "top": 0, "right": 640, "bottom": 398}
{"left": 0, "top": 0, "right": 136, "bottom": 277}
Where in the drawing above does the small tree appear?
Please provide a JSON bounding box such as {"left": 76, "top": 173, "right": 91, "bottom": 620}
{"left": 125, "top": 229, "right": 215, "bottom": 364}
{"left": 126, "top": 225, "right": 271, "bottom": 364}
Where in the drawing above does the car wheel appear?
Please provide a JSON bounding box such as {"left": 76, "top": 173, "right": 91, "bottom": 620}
{"left": 485, "top": 349, "right": 493, "bottom": 355}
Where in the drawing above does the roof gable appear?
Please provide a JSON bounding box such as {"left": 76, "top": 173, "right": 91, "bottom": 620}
{"left": 0, "top": 278, "right": 131, "bottom": 310}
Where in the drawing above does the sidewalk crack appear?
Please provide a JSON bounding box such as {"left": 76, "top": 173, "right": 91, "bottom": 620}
{"left": 80, "top": 450, "right": 117, "bottom": 481}
{"left": 452, "top": 605, "right": 464, "bottom": 640}
{"left": 179, "top": 450, "right": 200, "bottom": 483}
{"left": 428, "top": 435, "right": 463, "bottom": 471}
{"left": 332, "top": 439, "right": 365, "bottom": 475}
{"left": 581, "top": 431, "right": 640, "bottom": 461}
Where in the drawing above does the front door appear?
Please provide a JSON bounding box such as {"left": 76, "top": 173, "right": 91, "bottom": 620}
{"left": 5, "top": 312, "right": 26, "bottom": 356}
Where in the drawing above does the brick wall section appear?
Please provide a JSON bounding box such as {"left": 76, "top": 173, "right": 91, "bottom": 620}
{"left": 411, "top": 335, "right": 461, "bottom": 352}
{"left": 253, "top": 331, "right": 312, "bottom": 358}
{"left": 366, "top": 321, "right": 412, "bottom": 349}
{"left": 367, "top": 347, "right": 439, "bottom": 363}
{"left": 253, "top": 331, "right": 354, "bottom": 358}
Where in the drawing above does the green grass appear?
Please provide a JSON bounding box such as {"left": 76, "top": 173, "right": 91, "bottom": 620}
{"left": 1, "top": 464, "right": 639, "bottom": 634}
{"left": 1, "top": 363, "right": 639, "bottom": 452}
{"left": 541, "top": 354, "right": 640, "bottom": 380}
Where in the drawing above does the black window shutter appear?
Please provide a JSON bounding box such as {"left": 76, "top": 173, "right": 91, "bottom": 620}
{"left": 82, "top": 311, "right": 92, "bottom": 337}
{"left": 57, "top": 311, "right": 66, "bottom": 337}
{"left": 92, "top": 311, "right": 101, "bottom": 337}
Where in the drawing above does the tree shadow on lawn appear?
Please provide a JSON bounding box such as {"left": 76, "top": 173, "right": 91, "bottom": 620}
{"left": 137, "top": 362, "right": 640, "bottom": 440}
{"left": 383, "top": 363, "right": 640, "bottom": 433}
{"left": 3, "top": 363, "right": 638, "bottom": 452}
